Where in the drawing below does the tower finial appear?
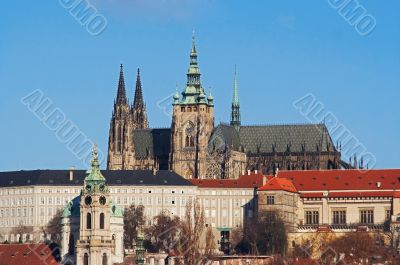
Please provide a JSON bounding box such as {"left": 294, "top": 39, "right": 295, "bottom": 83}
{"left": 191, "top": 30, "right": 197, "bottom": 55}
{"left": 230, "top": 65, "right": 241, "bottom": 128}
{"left": 85, "top": 144, "right": 105, "bottom": 181}
{"left": 91, "top": 144, "right": 99, "bottom": 169}
{"left": 116, "top": 64, "right": 127, "bottom": 105}
{"left": 233, "top": 65, "right": 239, "bottom": 105}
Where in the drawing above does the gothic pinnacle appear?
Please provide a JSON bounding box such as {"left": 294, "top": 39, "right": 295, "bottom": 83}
{"left": 133, "top": 68, "right": 144, "bottom": 108}
{"left": 116, "top": 64, "right": 127, "bottom": 105}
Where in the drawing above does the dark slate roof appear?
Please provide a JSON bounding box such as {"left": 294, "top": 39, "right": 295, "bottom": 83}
{"left": 132, "top": 128, "right": 171, "bottom": 158}
{"left": 210, "top": 123, "right": 336, "bottom": 154}
{"left": 209, "top": 124, "right": 241, "bottom": 151}
{"left": 0, "top": 170, "right": 193, "bottom": 188}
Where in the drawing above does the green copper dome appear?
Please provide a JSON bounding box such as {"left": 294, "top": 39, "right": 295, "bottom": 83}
{"left": 62, "top": 196, "right": 81, "bottom": 218}
{"left": 110, "top": 200, "right": 124, "bottom": 217}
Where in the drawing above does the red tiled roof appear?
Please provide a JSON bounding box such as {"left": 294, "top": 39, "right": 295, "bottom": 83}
{"left": 258, "top": 169, "right": 400, "bottom": 198}
{"left": 277, "top": 169, "right": 400, "bottom": 191}
{"left": 300, "top": 192, "right": 324, "bottom": 198}
{"left": 258, "top": 177, "right": 297, "bottom": 193}
{"left": 0, "top": 244, "right": 59, "bottom": 265}
{"left": 300, "top": 191, "right": 395, "bottom": 198}
{"left": 328, "top": 191, "right": 394, "bottom": 198}
{"left": 189, "top": 173, "right": 265, "bottom": 189}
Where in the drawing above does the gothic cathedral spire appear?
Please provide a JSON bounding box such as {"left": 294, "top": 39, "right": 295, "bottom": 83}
{"left": 116, "top": 64, "right": 127, "bottom": 105}
{"left": 107, "top": 64, "right": 132, "bottom": 170}
{"left": 131, "top": 68, "right": 149, "bottom": 129}
{"left": 230, "top": 65, "right": 241, "bottom": 128}
{"left": 133, "top": 68, "right": 144, "bottom": 109}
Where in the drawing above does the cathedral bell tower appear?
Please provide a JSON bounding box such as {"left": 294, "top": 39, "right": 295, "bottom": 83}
{"left": 76, "top": 146, "right": 113, "bottom": 265}
{"left": 170, "top": 34, "right": 215, "bottom": 179}
{"left": 107, "top": 64, "right": 134, "bottom": 170}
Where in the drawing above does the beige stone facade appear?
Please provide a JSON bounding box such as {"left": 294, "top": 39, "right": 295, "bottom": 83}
{"left": 258, "top": 169, "right": 400, "bottom": 250}
{"left": 170, "top": 103, "right": 215, "bottom": 179}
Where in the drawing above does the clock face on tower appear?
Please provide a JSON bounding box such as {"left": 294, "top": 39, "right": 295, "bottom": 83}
{"left": 100, "top": 196, "right": 106, "bottom": 205}
{"left": 85, "top": 196, "right": 92, "bottom": 205}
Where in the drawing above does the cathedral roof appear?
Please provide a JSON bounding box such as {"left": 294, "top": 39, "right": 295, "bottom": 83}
{"left": 210, "top": 123, "right": 337, "bottom": 154}
{"left": 132, "top": 128, "right": 171, "bottom": 158}
{"left": 210, "top": 123, "right": 241, "bottom": 151}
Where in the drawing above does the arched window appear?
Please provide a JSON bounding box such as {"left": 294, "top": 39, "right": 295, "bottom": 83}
{"left": 102, "top": 253, "right": 108, "bottom": 265}
{"left": 87, "top": 213, "right": 92, "bottom": 229}
{"left": 100, "top": 213, "right": 105, "bottom": 229}
{"left": 185, "top": 123, "right": 195, "bottom": 147}
{"left": 68, "top": 234, "right": 74, "bottom": 255}
{"left": 84, "top": 253, "right": 89, "bottom": 265}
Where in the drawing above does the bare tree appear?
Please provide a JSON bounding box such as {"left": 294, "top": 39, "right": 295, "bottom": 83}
{"left": 123, "top": 204, "right": 145, "bottom": 249}
{"left": 11, "top": 224, "right": 34, "bottom": 243}
{"left": 230, "top": 226, "right": 244, "bottom": 254}
{"left": 325, "top": 232, "right": 397, "bottom": 264}
{"left": 204, "top": 226, "right": 217, "bottom": 258}
{"left": 236, "top": 210, "right": 288, "bottom": 255}
{"left": 43, "top": 209, "right": 63, "bottom": 245}
{"left": 177, "top": 198, "right": 206, "bottom": 265}
{"left": 146, "top": 211, "right": 181, "bottom": 253}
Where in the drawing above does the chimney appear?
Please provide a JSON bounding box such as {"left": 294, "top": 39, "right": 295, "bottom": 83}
{"left": 152, "top": 166, "right": 157, "bottom": 176}
{"left": 376, "top": 182, "right": 381, "bottom": 188}
{"left": 247, "top": 170, "right": 251, "bottom": 175}
{"left": 263, "top": 176, "right": 267, "bottom": 186}
{"left": 275, "top": 168, "right": 279, "bottom": 178}
{"left": 69, "top": 166, "right": 75, "bottom": 181}
{"left": 255, "top": 170, "right": 258, "bottom": 174}
{"left": 242, "top": 170, "right": 245, "bottom": 176}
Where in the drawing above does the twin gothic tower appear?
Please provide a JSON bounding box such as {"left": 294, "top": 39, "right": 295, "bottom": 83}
{"left": 107, "top": 66, "right": 150, "bottom": 170}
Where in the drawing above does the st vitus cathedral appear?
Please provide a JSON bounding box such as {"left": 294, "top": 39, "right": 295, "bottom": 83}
{"left": 107, "top": 36, "right": 342, "bottom": 179}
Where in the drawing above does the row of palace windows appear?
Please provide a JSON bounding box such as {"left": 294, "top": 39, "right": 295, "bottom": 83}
{"left": 86, "top": 213, "right": 105, "bottom": 230}
{"left": 181, "top": 107, "right": 210, "bottom": 113}
{"left": 303, "top": 209, "right": 392, "bottom": 225}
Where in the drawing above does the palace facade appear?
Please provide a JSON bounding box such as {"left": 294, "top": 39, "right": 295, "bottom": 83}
{"left": 107, "top": 36, "right": 343, "bottom": 179}
{"left": 258, "top": 169, "right": 400, "bottom": 251}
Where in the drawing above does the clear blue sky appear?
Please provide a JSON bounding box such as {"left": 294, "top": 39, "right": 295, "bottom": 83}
{"left": 0, "top": 0, "right": 399, "bottom": 170}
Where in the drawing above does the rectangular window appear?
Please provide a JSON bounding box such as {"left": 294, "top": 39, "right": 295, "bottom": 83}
{"left": 360, "top": 210, "right": 374, "bottom": 224}
{"left": 305, "top": 210, "right": 319, "bottom": 225}
{"left": 385, "top": 209, "right": 392, "bottom": 221}
{"left": 332, "top": 210, "right": 346, "bottom": 224}
{"left": 266, "top": 195, "right": 275, "bottom": 205}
